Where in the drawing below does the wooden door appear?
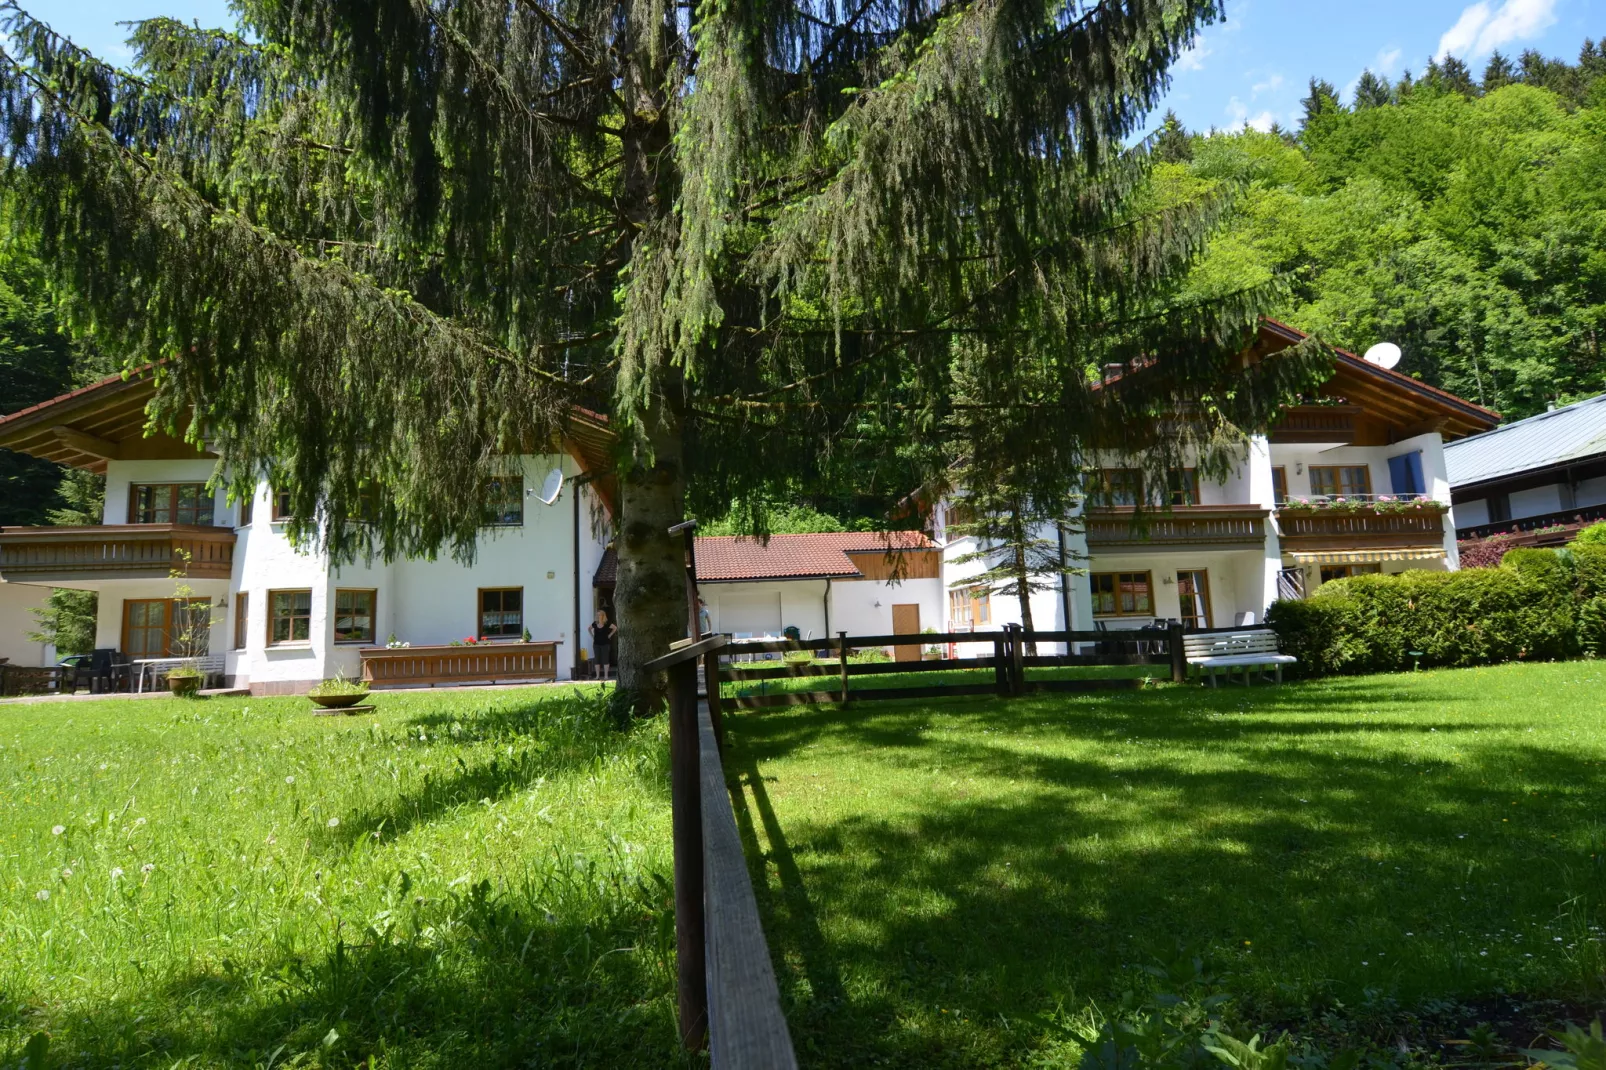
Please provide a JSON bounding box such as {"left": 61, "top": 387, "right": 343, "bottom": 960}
{"left": 892, "top": 603, "right": 921, "bottom": 662}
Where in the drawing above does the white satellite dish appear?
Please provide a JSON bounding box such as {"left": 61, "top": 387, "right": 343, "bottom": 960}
{"left": 1363, "top": 342, "right": 1402, "bottom": 370}
{"left": 535, "top": 468, "right": 565, "bottom": 506}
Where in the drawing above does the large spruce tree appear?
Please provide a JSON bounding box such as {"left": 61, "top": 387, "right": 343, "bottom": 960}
{"left": 0, "top": 0, "right": 1324, "bottom": 704}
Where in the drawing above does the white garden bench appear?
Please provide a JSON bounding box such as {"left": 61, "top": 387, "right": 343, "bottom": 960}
{"left": 1182, "top": 630, "right": 1297, "bottom": 686}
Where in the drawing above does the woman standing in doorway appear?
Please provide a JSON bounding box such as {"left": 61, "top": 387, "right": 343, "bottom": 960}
{"left": 589, "top": 609, "right": 617, "bottom": 680}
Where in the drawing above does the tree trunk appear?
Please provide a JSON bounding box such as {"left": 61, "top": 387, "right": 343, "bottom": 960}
{"left": 1015, "top": 555, "right": 1037, "bottom": 655}
{"left": 613, "top": 381, "right": 690, "bottom": 713}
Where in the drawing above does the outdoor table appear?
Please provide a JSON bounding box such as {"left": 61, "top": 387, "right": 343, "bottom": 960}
{"left": 133, "top": 657, "right": 190, "bottom": 694}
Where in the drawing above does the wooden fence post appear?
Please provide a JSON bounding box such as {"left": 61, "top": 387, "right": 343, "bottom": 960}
{"left": 837, "top": 631, "right": 850, "bottom": 704}
{"left": 1169, "top": 621, "right": 1186, "bottom": 684}
{"left": 704, "top": 650, "right": 725, "bottom": 754}
{"left": 668, "top": 659, "right": 708, "bottom": 1051}
{"left": 993, "top": 634, "right": 1008, "bottom": 696}
{"left": 1009, "top": 623, "right": 1026, "bottom": 696}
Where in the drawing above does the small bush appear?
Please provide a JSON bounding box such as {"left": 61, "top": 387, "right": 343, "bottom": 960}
{"left": 1579, "top": 596, "right": 1606, "bottom": 657}
{"left": 1573, "top": 520, "right": 1606, "bottom": 546}
{"left": 1573, "top": 542, "right": 1606, "bottom": 598}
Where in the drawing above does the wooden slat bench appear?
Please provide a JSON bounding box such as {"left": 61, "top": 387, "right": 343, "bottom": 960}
{"left": 1182, "top": 630, "right": 1296, "bottom": 686}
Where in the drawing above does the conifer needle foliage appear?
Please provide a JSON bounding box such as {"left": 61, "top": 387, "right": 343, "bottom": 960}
{"left": 0, "top": 0, "right": 1327, "bottom": 696}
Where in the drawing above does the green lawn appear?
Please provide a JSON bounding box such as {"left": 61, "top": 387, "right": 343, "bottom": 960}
{"left": 725, "top": 660, "right": 1606, "bottom": 1066}
{"left": 0, "top": 687, "right": 692, "bottom": 1069}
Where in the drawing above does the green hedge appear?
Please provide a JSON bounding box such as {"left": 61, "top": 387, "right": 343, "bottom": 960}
{"left": 1266, "top": 546, "right": 1597, "bottom": 676}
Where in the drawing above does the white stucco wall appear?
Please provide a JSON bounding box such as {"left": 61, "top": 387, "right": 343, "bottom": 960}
{"left": 698, "top": 574, "right": 944, "bottom": 648}
{"left": 0, "top": 582, "right": 52, "bottom": 667}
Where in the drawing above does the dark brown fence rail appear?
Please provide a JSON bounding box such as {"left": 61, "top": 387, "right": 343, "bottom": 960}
{"left": 715, "top": 623, "right": 1190, "bottom": 707}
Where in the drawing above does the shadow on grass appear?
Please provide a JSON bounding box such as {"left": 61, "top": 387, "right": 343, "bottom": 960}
{"left": 327, "top": 693, "right": 667, "bottom": 848}
{"left": 726, "top": 676, "right": 1606, "bottom": 1067}
{"left": 6, "top": 871, "right": 696, "bottom": 1069}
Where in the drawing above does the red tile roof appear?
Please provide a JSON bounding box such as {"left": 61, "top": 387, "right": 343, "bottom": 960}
{"left": 591, "top": 530, "right": 933, "bottom": 586}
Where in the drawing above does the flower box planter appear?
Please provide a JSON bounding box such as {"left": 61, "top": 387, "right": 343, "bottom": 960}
{"left": 359, "top": 641, "right": 559, "bottom": 688}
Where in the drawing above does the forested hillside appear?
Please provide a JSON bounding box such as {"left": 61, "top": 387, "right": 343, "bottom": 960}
{"left": 1167, "top": 41, "right": 1606, "bottom": 421}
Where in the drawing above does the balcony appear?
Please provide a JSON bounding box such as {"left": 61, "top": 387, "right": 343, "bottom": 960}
{"left": 1269, "top": 405, "right": 1360, "bottom": 445}
{"left": 1276, "top": 500, "right": 1449, "bottom": 551}
{"left": 0, "top": 525, "right": 236, "bottom": 583}
{"left": 1084, "top": 505, "right": 1270, "bottom": 552}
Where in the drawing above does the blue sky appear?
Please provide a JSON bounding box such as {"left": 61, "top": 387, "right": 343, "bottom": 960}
{"left": 35, "top": 0, "right": 1606, "bottom": 135}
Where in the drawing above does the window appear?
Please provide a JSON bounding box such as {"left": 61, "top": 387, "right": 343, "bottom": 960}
{"left": 483, "top": 477, "right": 524, "bottom": 527}
{"left": 1387, "top": 451, "right": 1425, "bottom": 498}
{"left": 1271, "top": 466, "right": 1288, "bottom": 505}
{"left": 1488, "top": 493, "right": 1511, "bottom": 523}
{"left": 1309, "top": 465, "right": 1372, "bottom": 498}
{"left": 333, "top": 589, "right": 377, "bottom": 644}
{"left": 123, "top": 598, "right": 212, "bottom": 658}
{"left": 234, "top": 593, "right": 250, "bottom": 650}
{"left": 947, "top": 587, "right": 991, "bottom": 628}
{"left": 272, "top": 489, "right": 295, "bottom": 521}
{"left": 478, "top": 587, "right": 524, "bottom": 639}
{"left": 1166, "top": 469, "right": 1201, "bottom": 507}
{"left": 267, "top": 589, "right": 313, "bottom": 645}
{"left": 1176, "top": 570, "right": 1212, "bottom": 629}
{"left": 1091, "top": 571, "right": 1153, "bottom": 617}
{"left": 238, "top": 493, "right": 254, "bottom": 527}
{"left": 1320, "top": 563, "right": 1381, "bottom": 585}
{"left": 1101, "top": 468, "right": 1144, "bottom": 506}
{"left": 129, "top": 483, "right": 214, "bottom": 525}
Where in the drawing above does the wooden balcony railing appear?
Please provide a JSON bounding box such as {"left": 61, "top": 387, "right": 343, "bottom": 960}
{"left": 1276, "top": 502, "right": 1449, "bottom": 550}
{"left": 359, "top": 641, "right": 558, "bottom": 687}
{"left": 1084, "top": 505, "right": 1270, "bottom": 551}
{"left": 0, "top": 524, "right": 236, "bottom": 582}
{"left": 1269, "top": 405, "right": 1361, "bottom": 444}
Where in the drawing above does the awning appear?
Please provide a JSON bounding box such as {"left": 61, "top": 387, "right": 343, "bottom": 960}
{"left": 1286, "top": 548, "right": 1447, "bottom": 566}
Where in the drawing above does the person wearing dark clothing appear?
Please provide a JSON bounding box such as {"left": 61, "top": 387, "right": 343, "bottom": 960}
{"left": 589, "top": 610, "right": 618, "bottom": 680}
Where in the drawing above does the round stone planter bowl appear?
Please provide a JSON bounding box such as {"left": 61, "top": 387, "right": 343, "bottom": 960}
{"left": 308, "top": 691, "right": 369, "bottom": 709}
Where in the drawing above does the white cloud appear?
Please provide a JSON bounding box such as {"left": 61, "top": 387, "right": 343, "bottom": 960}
{"left": 1377, "top": 47, "right": 1403, "bottom": 74}
{"left": 1251, "top": 73, "right": 1284, "bottom": 96}
{"left": 1226, "top": 97, "right": 1278, "bottom": 133}
{"left": 1177, "top": 38, "right": 1212, "bottom": 72}
{"left": 1436, "top": 0, "right": 1557, "bottom": 61}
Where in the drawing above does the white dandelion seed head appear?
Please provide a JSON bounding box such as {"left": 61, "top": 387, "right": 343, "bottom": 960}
{"left": 110, "top": 866, "right": 124, "bottom": 879}
{"left": 285, "top": 775, "right": 295, "bottom": 785}
{"left": 51, "top": 824, "right": 65, "bottom": 836}
{"left": 35, "top": 889, "right": 48, "bottom": 901}
{"left": 140, "top": 863, "right": 155, "bottom": 874}
{"left": 134, "top": 817, "right": 146, "bottom": 827}
{"left": 61, "top": 867, "right": 71, "bottom": 878}
{"left": 327, "top": 817, "right": 340, "bottom": 828}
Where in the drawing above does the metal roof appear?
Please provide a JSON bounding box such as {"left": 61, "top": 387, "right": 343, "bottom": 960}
{"left": 1444, "top": 392, "right": 1606, "bottom": 488}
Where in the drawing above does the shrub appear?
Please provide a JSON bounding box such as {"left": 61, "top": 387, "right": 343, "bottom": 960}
{"left": 1268, "top": 550, "right": 1581, "bottom": 676}
{"left": 1573, "top": 521, "right": 1606, "bottom": 546}
{"left": 1579, "top": 596, "right": 1606, "bottom": 657}
{"left": 1573, "top": 542, "right": 1606, "bottom": 598}
{"left": 1457, "top": 533, "right": 1514, "bottom": 569}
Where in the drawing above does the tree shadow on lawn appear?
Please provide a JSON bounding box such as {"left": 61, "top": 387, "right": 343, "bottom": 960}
{"left": 323, "top": 695, "right": 667, "bottom": 849}
{"left": 7, "top": 873, "right": 696, "bottom": 1069}
{"left": 726, "top": 682, "right": 1606, "bottom": 1067}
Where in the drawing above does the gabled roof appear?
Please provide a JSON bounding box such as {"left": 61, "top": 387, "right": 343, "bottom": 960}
{"left": 1258, "top": 320, "right": 1500, "bottom": 440}
{"left": 0, "top": 366, "right": 618, "bottom": 511}
{"left": 592, "top": 530, "right": 934, "bottom": 586}
{"left": 1444, "top": 392, "right": 1606, "bottom": 489}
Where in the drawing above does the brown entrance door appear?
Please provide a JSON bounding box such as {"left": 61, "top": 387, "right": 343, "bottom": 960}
{"left": 892, "top": 603, "right": 921, "bottom": 662}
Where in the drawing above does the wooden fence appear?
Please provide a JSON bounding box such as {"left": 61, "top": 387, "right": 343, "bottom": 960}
{"left": 646, "top": 634, "right": 799, "bottom": 1065}
{"left": 0, "top": 664, "right": 66, "bottom": 697}
{"left": 641, "top": 622, "right": 1249, "bottom": 1059}
{"left": 717, "top": 622, "right": 1188, "bottom": 708}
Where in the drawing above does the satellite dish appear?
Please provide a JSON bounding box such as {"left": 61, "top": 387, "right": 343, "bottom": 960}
{"left": 535, "top": 469, "right": 565, "bottom": 506}
{"left": 1363, "top": 342, "right": 1402, "bottom": 370}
